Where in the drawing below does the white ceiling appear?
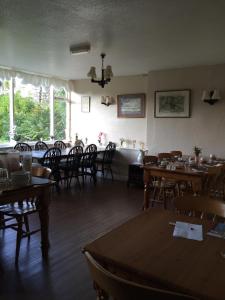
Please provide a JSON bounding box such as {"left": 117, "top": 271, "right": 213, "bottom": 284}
{"left": 0, "top": 0, "right": 225, "bottom": 80}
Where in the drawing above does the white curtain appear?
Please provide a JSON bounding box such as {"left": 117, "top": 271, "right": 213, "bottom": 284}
{"left": 0, "top": 67, "right": 70, "bottom": 90}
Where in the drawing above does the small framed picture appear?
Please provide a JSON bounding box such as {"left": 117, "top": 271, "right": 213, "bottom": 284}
{"left": 81, "top": 96, "right": 90, "bottom": 113}
{"left": 117, "top": 94, "right": 146, "bottom": 118}
{"left": 154, "top": 90, "right": 191, "bottom": 118}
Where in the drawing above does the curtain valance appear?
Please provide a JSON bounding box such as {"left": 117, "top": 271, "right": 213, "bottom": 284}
{"left": 0, "top": 67, "right": 70, "bottom": 90}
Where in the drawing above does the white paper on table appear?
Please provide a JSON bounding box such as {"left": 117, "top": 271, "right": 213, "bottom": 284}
{"left": 173, "top": 221, "right": 203, "bottom": 241}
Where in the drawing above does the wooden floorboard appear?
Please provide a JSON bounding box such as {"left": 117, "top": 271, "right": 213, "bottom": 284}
{"left": 0, "top": 180, "right": 143, "bottom": 300}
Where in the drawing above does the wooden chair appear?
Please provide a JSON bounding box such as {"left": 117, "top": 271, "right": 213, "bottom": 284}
{"left": 14, "top": 142, "right": 32, "bottom": 152}
{"left": 59, "top": 146, "right": 83, "bottom": 189}
{"left": 203, "top": 164, "right": 224, "bottom": 196}
{"left": 34, "top": 141, "right": 49, "bottom": 150}
{"left": 96, "top": 142, "right": 116, "bottom": 180}
{"left": 151, "top": 153, "right": 177, "bottom": 208}
{"left": 84, "top": 251, "right": 197, "bottom": 300}
{"left": 85, "top": 143, "right": 97, "bottom": 153}
{"left": 158, "top": 152, "right": 173, "bottom": 161}
{"left": 74, "top": 139, "right": 85, "bottom": 147}
{"left": 170, "top": 150, "right": 182, "bottom": 158}
{"left": 0, "top": 166, "right": 51, "bottom": 264}
{"left": 175, "top": 195, "right": 225, "bottom": 222}
{"left": 41, "top": 147, "right": 61, "bottom": 191}
{"left": 54, "top": 140, "right": 67, "bottom": 149}
{"left": 80, "top": 151, "right": 97, "bottom": 185}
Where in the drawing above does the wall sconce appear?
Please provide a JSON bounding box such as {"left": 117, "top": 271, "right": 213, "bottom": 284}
{"left": 101, "top": 96, "right": 113, "bottom": 106}
{"left": 202, "top": 89, "right": 221, "bottom": 105}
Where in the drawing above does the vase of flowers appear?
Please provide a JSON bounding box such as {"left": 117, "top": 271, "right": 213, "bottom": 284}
{"left": 193, "top": 146, "right": 201, "bottom": 165}
{"left": 98, "top": 132, "right": 103, "bottom": 146}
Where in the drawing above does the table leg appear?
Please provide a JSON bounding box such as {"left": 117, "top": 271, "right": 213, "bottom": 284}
{"left": 143, "top": 183, "right": 150, "bottom": 210}
{"left": 38, "top": 186, "right": 51, "bottom": 259}
{"left": 191, "top": 178, "right": 202, "bottom": 195}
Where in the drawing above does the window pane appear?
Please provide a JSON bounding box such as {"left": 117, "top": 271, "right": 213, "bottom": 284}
{"left": 14, "top": 79, "right": 50, "bottom": 142}
{"left": 0, "top": 80, "right": 10, "bottom": 143}
{"left": 54, "top": 98, "right": 66, "bottom": 140}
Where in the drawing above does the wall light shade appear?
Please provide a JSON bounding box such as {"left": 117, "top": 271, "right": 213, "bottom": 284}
{"left": 202, "top": 89, "right": 221, "bottom": 105}
{"left": 70, "top": 43, "right": 90, "bottom": 55}
{"left": 101, "top": 96, "right": 113, "bottom": 106}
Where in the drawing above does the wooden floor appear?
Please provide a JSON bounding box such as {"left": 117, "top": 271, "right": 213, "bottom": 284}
{"left": 0, "top": 180, "right": 143, "bottom": 300}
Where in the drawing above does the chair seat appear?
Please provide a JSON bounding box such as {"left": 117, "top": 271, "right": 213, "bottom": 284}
{"left": 1, "top": 202, "right": 38, "bottom": 216}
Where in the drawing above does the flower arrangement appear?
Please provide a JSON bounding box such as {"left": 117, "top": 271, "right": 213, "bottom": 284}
{"left": 119, "top": 138, "right": 125, "bottom": 147}
{"left": 193, "top": 146, "right": 201, "bottom": 156}
{"left": 98, "top": 132, "right": 104, "bottom": 145}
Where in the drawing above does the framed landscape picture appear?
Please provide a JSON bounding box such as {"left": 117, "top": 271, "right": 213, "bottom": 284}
{"left": 117, "top": 93, "right": 146, "bottom": 118}
{"left": 154, "top": 90, "right": 191, "bottom": 118}
{"left": 81, "top": 96, "right": 90, "bottom": 113}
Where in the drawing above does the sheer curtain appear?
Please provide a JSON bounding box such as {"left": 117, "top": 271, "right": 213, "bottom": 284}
{"left": 0, "top": 67, "right": 70, "bottom": 90}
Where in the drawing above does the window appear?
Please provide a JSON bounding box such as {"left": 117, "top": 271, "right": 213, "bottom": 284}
{"left": 0, "top": 80, "right": 10, "bottom": 143}
{"left": 54, "top": 88, "right": 69, "bottom": 140}
{"left": 14, "top": 79, "right": 50, "bottom": 142}
{"left": 0, "top": 78, "right": 70, "bottom": 145}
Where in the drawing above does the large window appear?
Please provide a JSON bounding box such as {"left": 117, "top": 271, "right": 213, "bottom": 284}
{"left": 0, "top": 80, "right": 10, "bottom": 143}
{"left": 0, "top": 77, "right": 70, "bottom": 144}
{"left": 54, "top": 88, "right": 67, "bottom": 140}
{"left": 14, "top": 79, "right": 50, "bottom": 141}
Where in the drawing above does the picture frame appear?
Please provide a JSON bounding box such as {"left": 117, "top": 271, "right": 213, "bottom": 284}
{"left": 117, "top": 93, "right": 146, "bottom": 118}
{"left": 81, "top": 96, "right": 90, "bottom": 113}
{"left": 154, "top": 89, "right": 191, "bottom": 118}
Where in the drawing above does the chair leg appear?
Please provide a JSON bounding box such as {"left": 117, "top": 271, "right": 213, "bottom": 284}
{"left": 24, "top": 215, "right": 30, "bottom": 239}
{"left": 0, "top": 212, "right": 5, "bottom": 229}
{"left": 15, "top": 216, "right": 23, "bottom": 265}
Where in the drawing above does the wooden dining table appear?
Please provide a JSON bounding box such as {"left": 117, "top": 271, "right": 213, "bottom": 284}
{"left": 84, "top": 208, "right": 225, "bottom": 300}
{"left": 143, "top": 165, "right": 207, "bottom": 210}
{"left": 0, "top": 176, "right": 53, "bottom": 258}
{"left": 25, "top": 147, "right": 105, "bottom": 163}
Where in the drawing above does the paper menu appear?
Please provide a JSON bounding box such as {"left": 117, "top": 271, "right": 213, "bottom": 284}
{"left": 173, "top": 221, "right": 203, "bottom": 241}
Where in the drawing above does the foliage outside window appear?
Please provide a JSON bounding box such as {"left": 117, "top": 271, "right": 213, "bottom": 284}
{"left": 54, "top": 88, "right": 68, "bottom": 140}
{"left": 0, "top": 79, "right": 69, "bottom": 144}
{"left": 14, "top": 80, "right": 50, "bottom": 141}
{"left": 0, "top": 80, "right": 10, "bottom": 143}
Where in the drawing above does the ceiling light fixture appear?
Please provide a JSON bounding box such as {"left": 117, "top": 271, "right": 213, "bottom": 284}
{"left": 87, "top": 53, "right": 113, "bottom": 88}
{"left": 70, "top": 43, "right": 90, "bottom": 55}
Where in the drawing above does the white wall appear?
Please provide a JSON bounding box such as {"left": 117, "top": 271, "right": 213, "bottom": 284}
{"left": 147, "top": 64, "right": 225, "bottom": 157}
{"left": 70, "top": 63, "right": 225, "bottom": 158}
{"left": 70, "top": 75, "right": 148, "bottom": 148}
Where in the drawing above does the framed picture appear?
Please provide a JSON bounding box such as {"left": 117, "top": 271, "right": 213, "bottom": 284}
{"left": 117, "top": 94, "right": 146, "bottom": 118}
{"left": 154, "top": 90, "right": 191, "bottom": 118}
{"left": 81, "top": 96, "right": 90, "bottom": 113}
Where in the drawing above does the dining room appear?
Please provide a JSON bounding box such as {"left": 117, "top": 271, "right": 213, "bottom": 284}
{"left": 1, "top": 1, "right": 225, "bottom": 300}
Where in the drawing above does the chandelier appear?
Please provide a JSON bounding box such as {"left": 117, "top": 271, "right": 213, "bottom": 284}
{"left": 87, "top": 53, "right": 113, "bottom": 88}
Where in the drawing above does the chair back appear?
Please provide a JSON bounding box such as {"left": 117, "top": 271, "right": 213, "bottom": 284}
{"left": 42, "top": 147, "right": 61, "bottom": 170}
{"left": 175, "top": 196, "right": 225, "bottom": 221}
{"left": 75, "top": 139, "right": 85, "bottom": 147}
{"left": 31, "top": 166, "right": 51, "bottom": 178}
{"left": 170, "top": 150, "right": 182, "bottom": 157}
{"left": 103, "top": 144, "right": 116, "bottom": 164}
{"left": 84, "top": 251, "right": 197, "bottom": 300}
{"left": 143, "top": 155, "right": 158, "bottom": 165}
{"left": 69, "top": 145, "right": 83, "bottom": 154}
{"left": 14, "top": 142, "right": 32, "bottom": 152}
{"left": 81, "top": 151, "right": 97, "bottom": 169}
{"left": 204, "top": 164, "right": 224, "bottom": 195}
{"left": 35, "top": 141, "right": 49, "bottom": 151}
{"left": 85, "top": 144, "right": 97, "bottom": 153}
{"left": 105, "top": 142, "right": 116, "bottom": 151}
{"left": 158, "top": 152, "right": 173, "bottom": 161}
{"left": 54, "top": 140, "right": 67, "bottom": 149}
